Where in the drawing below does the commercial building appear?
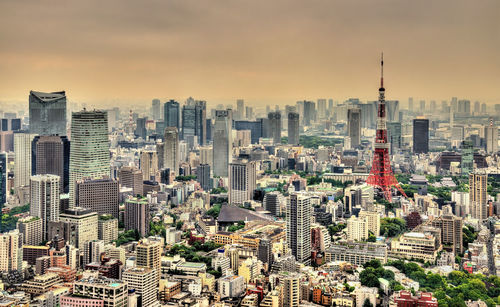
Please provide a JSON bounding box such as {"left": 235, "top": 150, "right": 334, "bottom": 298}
{"left": 394, "top": 291, "right": 438, "bottom": 307}
{"left": 17, "top": 216, "right": 43, "bottom": 246}
{"left": 287, "top": 112, "right": 300, "bottom": 145}
{"left": 263, "top": 191, "right": 285, "bottom": 217}
{"left": 287, "top": 194, "right": 312, "bottom": 265}
{"left": 32, "top": 135, "right": 70, "bottom": 193}
{"left": 71, "top": 277, "right": 128, "bottom": 307}
{"left": 124, "top": 197, "right": 150, "bottom": 237}
{"left": 118, "top": 166, "right": 143, "bottom": 196}
{"left": 347, "top": 216, "right": 369, "bottom": 241}
{"left": 140, "top": 150, "right": 158, "bottom": 181}
{"left": 14, "top": 132, "right": 37, "bottom": 190}
{"left": 358, "top": 210, "right": 381, "bottom": 236}
{"left": 347, "top": 108, "right": 361, "bottom": 148}
{"left": 69, "top": 110, "right": 109, "bottom": 207}
{"left": 122, "top": 267, "right": 159, "bottom": 306}
{"left": 229, "top": 159, "right": 256, "bottom": 205}
{"left": 164, "top": 127, "right": 179, "bottom": 176}
{"left": 76, "top": 177, "right": 119, "bottom": 218}
{"left": 19, "top": 272, "right": 62, "bottom": 297}
{"left": 181, "top": 99, "right": 206, "bottom": 146}
{"left": 268, "top": 112, "right": 281, "bottom": 145}
{"left": 282, "top": 274, "right": 300, "bottom": 307}
{"left": 219, "top": 275, "right": 245, "bottom": 299}
{"left": 59, "top": 207, "right": 98, "bottom": 249}
{"left": 413, "top": 118, "right": 429, "bottom": 153}
{"left": 136, "top": 238, "right": 162, "bottom": 282}
{"left": 484, "top": 120, "right": 498, "bottom": 154}
{"left": 196, "top": 163, "right": 211, "bottom": 191}
{"left": 29, "top": 90, "right": 67, "bottom": 136}
{"left": 469, "top": 173, "right": 488, "bottom": 220}
{"left": 213, "top": 109, "right": 233, "bottom": 177}
{"left": 390, "top": 232, "right": 439, "bottom": 262}
{"left": 164, "top": 99, "right": 180, "bottom": 129}
{"left": 430, "top": 215, "right": 463, "bottom": 254}
{"left": 98, "top": 215, "right": 118, "bottom": 244}
{"left": 324, "top": 242, "right": 388, "bottom": 265}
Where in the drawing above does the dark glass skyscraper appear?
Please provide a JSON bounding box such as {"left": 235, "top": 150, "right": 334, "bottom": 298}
{"left": 288, "top": 112, "right": 299, "bottom": 145}
{"left": 29, "top": 90, "right": 67, "bottom": 135}
{"left": 182, "top": 100, "right": 206, "bottom": 146}
{"left": 268, "top": 112, "right": 282, "bottom": 144}
{"left": 32, "top": 135, "right": 70, "bottom": 193}
{"left": 347, "top": 108, "right": 361, "bottom": 148}
{"left": 413, "top": 118, "right": 429, "bottom": 153}
{"left": 164, "top": 100, "right": 180, "bottom": 129}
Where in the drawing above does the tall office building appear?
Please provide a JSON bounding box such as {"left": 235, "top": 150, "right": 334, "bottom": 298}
{"left": 29, "top": 90, "right": 67, "bottom": 136}
{"left": 69, "top": 110, "right": 109, "bottom": 207}
{"left": 386, "top": 100, "right": 400, "bottom": 122}
{"left": 164, "top": 100, "right": 180, "bottom": 129}
{"left": 282, "top": 274, "right": 300, "bottom": 307}
{"left": 30, "top": 174, "right": 60, "bottom": 240}
{"left": 76, "top": 177, "right": 119, "bottom": 218}
{"left": 181, "top": 99, "right": 206, "bottom": 146}
{"left": 140, "top": 150, "right": 158, "bottom": 181}
{"left": 484, "top": 119, "right": 498, "bottom": 154}
{"left": 213, "top": 110, "right": 233, "bottom": 177}
{"left": 14, "top": 132, "right": 37, "bottom": 190}
{"left": 124, "top": 197, "right": 150, "bottom": 237}
{"left": 347, "top": 108, "right": 361, "bottom": 148}
{"left": 229, "top": 160, "right": 256, "bottom": 205}
{"left": 118, "top": 166, "right": 143, "bottom": 196}
{"left": 123, "top": 267, "right": 160, "bottom": 307}
{"left": 234, "top": 120, "right": 263, "bottom": 144}
{"left": 386, "top": 122, "right": 402, "bottom": 154}
{"left": 236, "top": 99, "right": 245, "bottom": 120}
{"left": 413, "top": 118, "right": 429, "bottom": 153}
{"left": 32, "top": 135, "right": 70, "bottom": 193}
{"left": 303, "top": 101, "right": 315, "bottom": 126}
{"left": 98, "top": 215, "right": 118, "bottom": 244}
{"left": 430, "top": 215, "right": 463, "bottom": 254}
{"left": 268, "top": 112, "right": 282, "bottom": 144}
{"left": 199, "top": 146, "right": 213, "bottom": 167}
{"left": 83, "top": 239, "right": 105, "bottom": 266}
{"left": 0, "top": 230, "right": 22, "bottom": 273}
{"left": 0, "top": 152, "right": 6, "bottom": 231}
{"left": 317, "top": 99, "right": 327, "bottom": 119}
{"left": 17, "top": 216, "right": 43, "bottom": 246}
{"left": 196, "top": 164, "right": 211, "bottom": 191}
{"left": 286, "top": 194, "right": 311, "bottom": 265}
{"left": 151, "top": 99, "right": 162, "bottom": 120}
{"left": 164, "top": 127, "right": 179, "bottom": 176}
{"left": 469, "top": 173, "right": 488, "bottom": 220}
{"left": 288, "top": 112, "right": 300, "bottom": 145}
{"left": 135, "top": 117, "right": 147, "bottom": 140}
{"left": 58, "top": 207, "right": 98, "bottom": 249}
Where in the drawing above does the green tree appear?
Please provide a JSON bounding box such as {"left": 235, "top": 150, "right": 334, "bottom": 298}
{"left": 362, "top": 298, "right": 373, "bottom": 307}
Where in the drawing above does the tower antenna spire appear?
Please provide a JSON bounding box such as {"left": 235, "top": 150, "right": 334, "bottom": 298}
{"left": 380, "top": 52, "right": 384, "bottom": 88}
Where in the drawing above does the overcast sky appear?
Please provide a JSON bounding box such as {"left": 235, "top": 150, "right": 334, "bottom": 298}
{"left": 1, "top": 0, "right": 499, "bottom": 108}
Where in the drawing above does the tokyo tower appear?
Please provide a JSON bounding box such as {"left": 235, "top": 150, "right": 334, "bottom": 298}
{"left": 366, "top": 54, "right": 407, "bottom": 201}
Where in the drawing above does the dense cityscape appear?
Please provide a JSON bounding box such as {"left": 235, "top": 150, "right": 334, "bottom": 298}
{"left": 1, "top": 1, "right": 500, "bottom": 307}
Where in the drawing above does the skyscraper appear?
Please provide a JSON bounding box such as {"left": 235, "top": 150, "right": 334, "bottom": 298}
{"left": 469, "top": 173, "right": 487, "bottom": 220}
{"left": 287, "top": 112, "right": 299, "bottom": 145}
{"left": 303, "top": 101, "right": 315, "bottom": 126}
{"left": 140, "top": 150, "right": 158, "bottom": 181}
{"left": 0, "top": 230, "right": 22, "bottom": 273}
{"left": 151, "top": 99, "right": 162, "bottom": 121}
{"left": 386, "top": 100, "right": 400, "bottom": 122}
{"left": 236, "top": 99, "right": 245, "bottom": 120}
{"left": 69, "top": 110, "right": 109, "bottom": 207}
{"left": 229, "top": 159, "right": 256, "bottom": 205}
{"left": 164, "top": 100, "right": 180, "bottom": 129}
{"left": 484, "top": 119, "right": 498, "bottom": 154}
{"left": 347, "top": 108, "right": 361, "bottom": 148}
{"left": 386, "top": 122, "right": 402, "bottom": 154}
{"left": 0, "top": 152, "right": 6, "bottom": 231}
{"left": 29, "top": 90, "right": 67, "bottom": 136}
{"left": 317, "top": 99, "right": 327, "bottom": 120}
{"left": 213, "top": 110, "right": 233, "bottom": 177}
{"left": 32, "top": 135, "right": 70, "bottom": 193}
{"left": 30, "top": 174, "right": 60, "bottom": 240}
{"left": 263, "top": 191, "right": 284, "bottom": 217}
{"left": 119, "top": 166, "right": 144, "bottom": 196}
{"left": 14, "top": 131, "right": 37, "bottom": 190}
{"left": 282, "top": 274, "right": 300, "bottom": 307}
{"left": 135, "top": 117, "right": 147, "bottom": 140}
{"left": 181, "top": 99, "right": 206, "bottom": 146}
{"left": 413, "top": 118, "right": 429, "bottom": 153}
{"left": 268, "top": 112, "right": 281, "bottom": 144}
{"left": 164, "top": 127, "right": 179, "bottom": 176}
{"left": 286, "top": 193, "right": 311, "bottom": 264}
{"left": 196, "top": 164, "right": 211, "bottom": 191}
{"left": 125, "top": 197, "right": 150, "bottom": 237}
{"left": 76, "top": 177, "right": 119, "bottom": 218}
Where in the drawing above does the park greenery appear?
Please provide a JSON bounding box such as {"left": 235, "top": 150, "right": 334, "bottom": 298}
{"left": 327, "top": 223, "right": 346, "bottom": 239}
{"left": 175, "top": 175, "right": 197, "bottom": 182}
{"left": 227, "top": 221, "right": 245, "bottom": 232}
{"left": 167, "top": 242, "right": 223, "bottom": 278}
{"left": 360, "top": 259, "right": 403, "bottom": 291}
{"left": 115, "top": 229, "right": 140, "bottom": 246}
{"left": 210, "top": 187, "right": 227, "bottom": 194}
{"left": 281, "top": 135, "right": 343, "bottom": 148}
{"left": 206, "top": 204, "right": 222, "bottom": 218}
{"left": 462, "top": 225, "right": 478, "bottom": 250}
{"left": 1, "top": 204, "right": 30, "bottom": 232}
{"left": 380, "top": 218, "right": 406, "bottom": 237}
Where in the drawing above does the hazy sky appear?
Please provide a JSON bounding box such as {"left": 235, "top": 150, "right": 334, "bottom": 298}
{"left": 1, "top": 0, "right": 499, "bottom": 108}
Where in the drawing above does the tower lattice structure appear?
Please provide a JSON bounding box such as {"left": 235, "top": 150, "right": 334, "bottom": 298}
{"left": 366, "top": 54, "right": 408, "bottom": 202}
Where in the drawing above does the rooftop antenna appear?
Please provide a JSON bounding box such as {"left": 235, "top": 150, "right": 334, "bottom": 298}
{"left": 380, "top": 52, "right": 384, "bottom": 89}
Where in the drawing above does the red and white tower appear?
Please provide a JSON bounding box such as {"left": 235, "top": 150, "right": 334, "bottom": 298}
{"left": 367, "top": 54, "right": 407, "bottom": 201}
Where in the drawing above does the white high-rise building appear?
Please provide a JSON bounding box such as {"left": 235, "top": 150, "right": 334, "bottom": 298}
{"left": 229, "top": 160, "right": 256, "bottom": 205}
{"left": 0, "top": 230, "right": 22, "bottom": 273}
{"left": 213, "top": 110, "right": 233, "bottom": 177}
{"left": 14, "top": 132, "right": 37, "bottom": 190}
{"left": 286, "top": 194, "right": 311, "bottom": 265}
{"left": 69, "top": 110, "right": 109, "bottom": 207}
{"left": 358, "top": 210, "right": 381, "bottom": 236}
{"left": 484, "top": 119, "right": 498, "bottom": 154}
{"left": 282, "top": 274, "right": 300, "bottom": 307}
{"left": 164, "top": 127, "right": 179, "bottom": 176}
{"left": 123, "top": 267, "right": 160, "bottom": 307}
{"left": 347, "top": 216, "right": 369, "bottom": 241}
{"left": 30, "top": 174, "right": 60, "bottom": 240}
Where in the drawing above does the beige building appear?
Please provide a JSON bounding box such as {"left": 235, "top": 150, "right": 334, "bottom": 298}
{"left": 347, "top": 216, "right": 369, "bottom": 241}
{"left": 282, "top": 274, "right": 300, "bottom": 307}
{"left": 140, "top": 150, "right": 158, "bottom": 181}
{"left": 14, "top": 132, "right": 36, "bottom": 190}
{"left": 238, "top": 257, "right": 261, "bottom": 283}
{"left": 30, "top": 174, "right": 60, "bottom": 241}
{"left": 123, "top": 267, "right": 160, "bottom": 307}
{"left": 136, "top": 238, "right": 162, "bottom": 284}
{"left": 390, "top": 232, "right": 439, "bottom": 262}
{"left": 75, "top": 177, "right": 119, "bottom": 218}
{"left": 469, "top": 173, "right": 487, "bottom": 220}
{"left": 59, "top": 207, "right": 98, "bottom": 249}
{"left": 0, "top": 230, "right": 22, "bottom": 272}
{"left": 228, "top": 159, "right": 256, "bottom": 205}
{"left": 98, "top": 215, "right": 118, "bottom": 244}
{"left": 17, "top": 216, "right": 43, "bottom": 246}
{"left": 119, "top": 166, "right": 143, "bottom": 196}
{"left": 359, "top": 210, "right": 381, "bottom": 236}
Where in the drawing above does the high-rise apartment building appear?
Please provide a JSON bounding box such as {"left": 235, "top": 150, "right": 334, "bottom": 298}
{"left": 469, "top": 173, "right": 488, "bottom": 220}
{"left": 98, "top": 215, "right": 118, "bottom": 244}
{"left": 124, "top": 197, "right": 150, "bottom": 237}
{"left": 123, "top": 267, "right": 160, "bottom": 307}
{"left": 136, "top": 238, "right": 162, "bottom": 284}
{"left": 164, "top": 127, "right": 179, "bottom": 176}
{"left": 17, "top": 216, "right": 43, "bottom": 246}
{"left": 347, "top": 108, "right": 361, "bottom": 148}
{"left": 358, "top": 210, "right": 381, "bottom": 236}
{"left": 287, "top": 194, "right": 311, "bottom": 265}
{"left": 118, "top": 166, "right": 143, "bottom": 196}
{"left": 0, "top": 230, "right": 23, "bottom": 272}
{"left": 347, "top": 216, "right": 369, "bottom": 241}
{"left": 430, "top": 215, "right": 463, "bottom": 254}
{"left": 75, "top": 177, "right": 119, "bottom": 218}
{"left": 268, "top": 112, "right": 281, "bottom": 144}
{"left": 229, "top": 160, "right": 256, "bottom": 205}
{"left": 484, "top": 119, "right": 498, "bottom": 154}
{"left": 164, "top": 100, "right": 180, "bottom": 129}
{"left": 213, "top": 110, "right": 233, "bottom": 177}
{"left": 413, "top": 118, "right": 429, "bottom": 153}
{"left": 32, "top": 135, "right": 70, "bottom": 193}
{"left": 30, "top": 174, "right": 60, "bottom": 240}
{"left": 288, "top": 112, "right": 300, "bottom": 145}
{"left": 29, "top": 90, "right": 67, "bottom": 136}
{"left": 69, "top": 110, "right": 109, "bottom": 207}
{"left": 140, "top": 150, "right": 158, "bottom": 181}
{"left": 14, "top": 132, "right": 37, "bottom": 190}
{"left": 282, "top": 274, "right": 300, "bottom": 307}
